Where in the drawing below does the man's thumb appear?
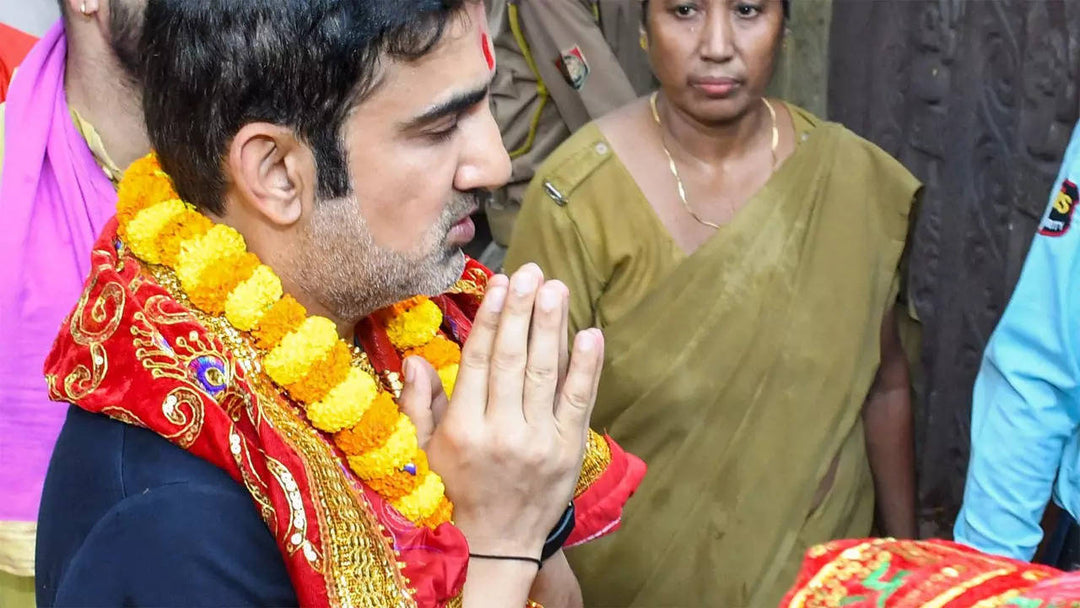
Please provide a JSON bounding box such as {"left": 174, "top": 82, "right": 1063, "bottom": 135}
{"left": 398, "top": 356, "right": 436, "bottom": 447}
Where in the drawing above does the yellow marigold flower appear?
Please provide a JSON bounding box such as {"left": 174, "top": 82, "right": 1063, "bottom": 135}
{"left": 384, "top": 298, "right": 443, "bottom": 350}
{"left": 175, "top": 224, "right": 248, "bottom": 292}
{"left": 286, "top": 341, "right": 352, "bottom": 404}
{"left": 436, "top": 363, "right": 459, "bottom": 399}
{"left": 393, "top": 470, "right": 446, "bottom": 521}
{"left": 264, "top": 316, "right": 339, "bottom": 387}
{"left": 346, "top": 414, "right": 417, "bottom": 479}
{"left": 375, "top": 296, "right": 426, "bottom": 323}
{"left": 403, "top": 335, "right": 461, "bottom": 370}
{"left": 305, "top": 367, "right": 379, "bottom": 432}
{"left": 116, "top": 155, "right": 176, "bottom": 223}
{"left": 366, "top": 463, "right": 425, "bottom": 502}
{"left": 253, "top": 295, "right": 307, "bottom": 350}
{"left": 123, "top": 199, "right": 188, "bottom": 264}
{"left": 186, "top": 252, "right": 260, "bottom": 315}
{"left": 156, "top": 211, "right": 213, "bottom": 268}
{"left": 225, "top": 265, "right": 283, "bottom": 331}
{"left": 416, "top": 495, "right": 453, "bottom": 528}
{"left": 333, "top": 392, "right": 399, "bottom": 455}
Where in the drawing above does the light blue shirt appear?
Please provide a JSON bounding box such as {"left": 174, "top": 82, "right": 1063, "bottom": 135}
{"left": 955, "top": 122, "right": 1080, "bottom": 560}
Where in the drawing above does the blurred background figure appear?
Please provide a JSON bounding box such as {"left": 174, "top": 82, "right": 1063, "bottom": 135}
{"left": 483, "top": 0, "right": 654, "bottom": 270}
{"left": 0, "top": 1, "right": 149, "bottom": 607}
{"left": 0, "top": 23, "right": 36, "bottom": 101}
{"left": 0, "top": 17, "right": 36, "bottom": 608}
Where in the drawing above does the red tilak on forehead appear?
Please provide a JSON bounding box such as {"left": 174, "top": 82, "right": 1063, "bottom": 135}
{"left": 481, "top": 31, "right": 495, "bottom": 71}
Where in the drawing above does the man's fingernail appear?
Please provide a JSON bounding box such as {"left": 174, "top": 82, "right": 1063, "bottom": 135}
{"left": 539, "top": 287, "right": 559, "bottom": 311}
{"left": 511, "top": 270, "right": 537, "bottom": 296}
{"left": 576, "top": 331, "right": 595, "bottom": 353}
{"left": 404, "top": 357, "right": 416, "bottom": 383}
{"left": 486, "top": 286, "right": 507, "bottom": 312}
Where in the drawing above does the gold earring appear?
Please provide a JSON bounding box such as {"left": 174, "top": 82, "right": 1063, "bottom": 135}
{"left": 640, "top": 32, "right": 649, "bottom": 51}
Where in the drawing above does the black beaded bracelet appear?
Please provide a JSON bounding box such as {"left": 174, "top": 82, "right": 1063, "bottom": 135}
{"left": 468, "top": 553, "right": 543, "bottom": 569}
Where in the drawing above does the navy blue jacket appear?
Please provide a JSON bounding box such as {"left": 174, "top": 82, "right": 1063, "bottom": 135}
{"left": 36, "top": 406, "right": 299, "bottom": 607}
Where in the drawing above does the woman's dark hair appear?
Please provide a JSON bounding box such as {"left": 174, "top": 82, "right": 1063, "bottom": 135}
{"left": 141, "top": 0, "right": 471, "bottom": 214}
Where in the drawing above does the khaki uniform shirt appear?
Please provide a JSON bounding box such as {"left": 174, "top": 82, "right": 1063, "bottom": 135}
{"left": 487, "top": 0, "right": 654, "bottom": 246}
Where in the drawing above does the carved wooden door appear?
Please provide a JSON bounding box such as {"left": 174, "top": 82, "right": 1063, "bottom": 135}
{"left": 828, "top": 0, "right": 1080, "bottom": 537}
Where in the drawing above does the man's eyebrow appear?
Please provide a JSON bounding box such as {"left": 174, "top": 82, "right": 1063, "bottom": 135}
{"left": 399, "top": 81, "right": 491, "bottom": 131}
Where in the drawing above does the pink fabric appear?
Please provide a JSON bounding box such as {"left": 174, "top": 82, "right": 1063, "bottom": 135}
{"left": 0, "top": 21, "right": 117, "bottom": 523}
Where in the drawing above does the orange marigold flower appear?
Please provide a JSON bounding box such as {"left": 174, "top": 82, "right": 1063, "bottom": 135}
{"left": 116, "top": 169, "right": 179, "bottom": 229}
{"left": 186, "top": 252, "right": 260, "bottom": 315}
{"left": 373, "top": 296, "right": 426, "bottom": 324}
{"left": 253, "top": 295, "right": 307, "bottom": 350}
{"left": 403, "top": 335, "right": 461, "bottom": 369}
{"left": 366, "top": 468, "right": 423, "bottom": 501}
{"left": 157, "top": 212, "right": 214, "bottom": 268}
{"left": 286, "top": 341, "right": 352, "bottom": 404}
{"left": 416, "top": 496, "right": 453, "bottom": 529}
{"left": 332, "top": 392, "right": 398, "bottom": 455}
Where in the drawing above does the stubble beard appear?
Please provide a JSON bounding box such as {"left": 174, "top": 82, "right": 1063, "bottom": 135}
{"left": 291, "top": 192, "right": 478, "bottom": 325}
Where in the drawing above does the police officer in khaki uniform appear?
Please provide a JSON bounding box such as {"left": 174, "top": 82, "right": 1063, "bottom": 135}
{"left": 484, "top": 0, "right": 655, "bottom": 269}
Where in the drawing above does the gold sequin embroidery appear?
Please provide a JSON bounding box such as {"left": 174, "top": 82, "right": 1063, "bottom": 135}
{"left": 575, "top": 429, "right": 611, "bottom": 497}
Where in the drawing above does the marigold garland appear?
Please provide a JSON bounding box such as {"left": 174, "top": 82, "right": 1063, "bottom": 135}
{"left": 115, "top": 154, "right": 453, "bottom": 528}
{"left": 376, "top": 303, "right": 464, "bottom": 403}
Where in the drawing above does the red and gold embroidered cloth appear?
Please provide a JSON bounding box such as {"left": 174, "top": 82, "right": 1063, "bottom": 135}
{"left": 44, "top": 220, "right": 645, "bottom": 607}
{"left": 781, "top": 538, "right": 1080, "bottom": 607}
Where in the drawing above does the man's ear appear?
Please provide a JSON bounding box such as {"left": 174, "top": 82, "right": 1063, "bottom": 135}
{"left": 226, "top": 123, "right": 314, "bottom": 227}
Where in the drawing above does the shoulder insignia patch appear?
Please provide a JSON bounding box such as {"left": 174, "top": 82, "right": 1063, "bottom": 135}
{"left": 1039, "top": 179, "right": 1078, "bottom": 237}
{"left": 556, "top": 45, "right": 590, "bottom": 90}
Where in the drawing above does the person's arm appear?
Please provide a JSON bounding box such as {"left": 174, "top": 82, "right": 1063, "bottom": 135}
{"left": 528, "top": 550, "right": 584, "bottom": 608}
{"left": 955, "top": 160, "right": 1080, "bottom": 559}
{"left": 863, "top": 306, "right": 917, "bottom": 539}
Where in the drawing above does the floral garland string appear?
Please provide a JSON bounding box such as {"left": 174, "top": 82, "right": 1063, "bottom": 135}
{"left": 116, "top": 154, "right": 455, "bottom": 528}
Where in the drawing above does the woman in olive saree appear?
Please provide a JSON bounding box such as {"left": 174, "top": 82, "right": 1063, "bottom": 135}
{"left": 503, "top": 0, "right": 920, "bottom": 605}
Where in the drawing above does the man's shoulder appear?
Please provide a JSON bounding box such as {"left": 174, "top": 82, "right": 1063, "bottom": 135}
{"left": 43, "top": 405, "right": 237, "bottom": 498}
{"left": 38, "top": 407, "right": 295, "bottom": 606}
{"left": 529, "top": 121, "right": 621, "bottom": 209}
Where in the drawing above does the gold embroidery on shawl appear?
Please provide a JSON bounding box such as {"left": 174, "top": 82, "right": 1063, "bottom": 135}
{"left": 921, "top": 568, "right": 1014, "bottom": 608}
{"left": 48, "top": 264, "right": 126, "bottom": 401}
{"left": 971, "top": 591, "right": 1023, "bottom": 608}
{"left": 70, "top": 271, "right": 125, "bottom": 347}
{"left": 158, "top": 387, "right": 206, "bottom": 449}
{"left": 785, "top": 540, "right": 884, "bottom": 608}
{"left": 445, "top": 267, "right": 488, "bottom": 298}
{"left": 267, "top": 456, "right": 323, "bottom": 568}
{"left": 100, "top": 406, "right": 149, "bottom": 429}
{"left": 143, "top": 293, "right": 198, "bottom": 326}
{"left": 575, "top": 429, "right": 611, "bottom": 497}
{"left": 228, "top": 424, "right": 277, "bottom": 533}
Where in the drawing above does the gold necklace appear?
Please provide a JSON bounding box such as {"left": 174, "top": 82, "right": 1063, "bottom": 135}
{"left": 649, "top": 91, "right": 778, "bottom": 230}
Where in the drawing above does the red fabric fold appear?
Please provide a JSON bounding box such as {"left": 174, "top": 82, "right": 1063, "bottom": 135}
{"left": 567, "top": 435, "right": 646, "bottom": 547}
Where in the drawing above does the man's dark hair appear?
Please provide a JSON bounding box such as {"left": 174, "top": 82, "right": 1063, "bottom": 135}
{"left": 141, "top": 0, "right": 470, "bottom": 214}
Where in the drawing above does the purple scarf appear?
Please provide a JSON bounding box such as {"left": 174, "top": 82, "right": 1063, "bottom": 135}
{"left": 0, "top": 21, "right": 117, "bottom": 523}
